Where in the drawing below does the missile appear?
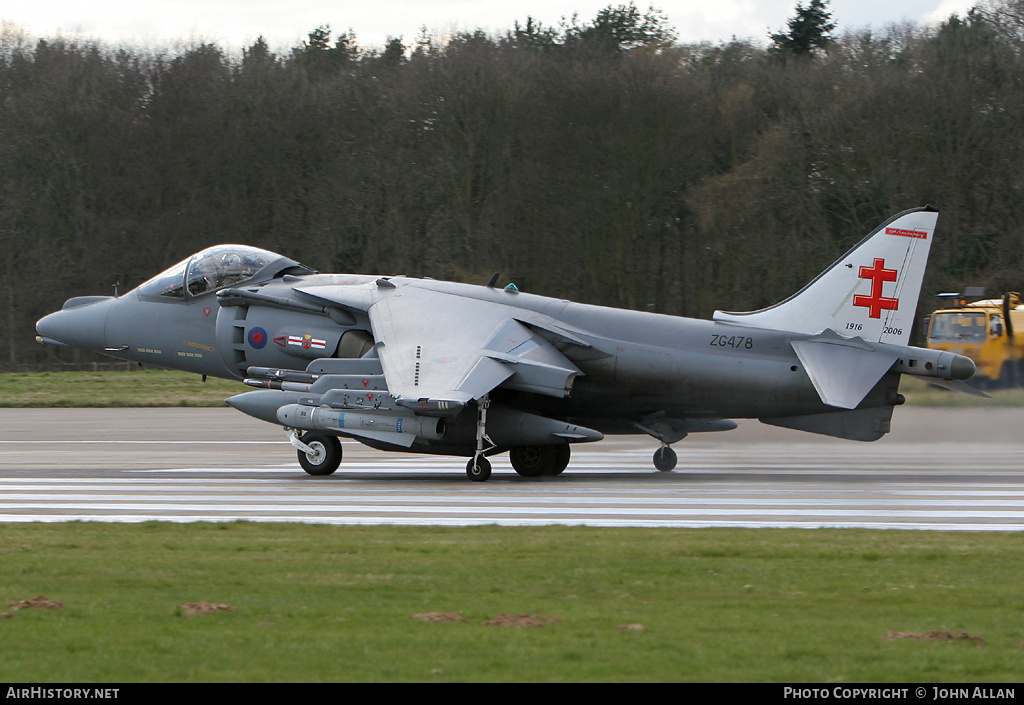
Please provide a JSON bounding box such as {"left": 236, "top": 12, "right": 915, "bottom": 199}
{"left": 243, "top": 373, "right": 388, "bottom": 393}
{"left": 246, "top": 367, "right": 321, "bottom": 384}
{"left": 276, "top": 404, "right": 446, "bottom": 442}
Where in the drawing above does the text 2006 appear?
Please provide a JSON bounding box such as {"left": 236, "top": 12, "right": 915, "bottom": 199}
{"left": 710, "top": 335, "right": 753, "bottom": 350}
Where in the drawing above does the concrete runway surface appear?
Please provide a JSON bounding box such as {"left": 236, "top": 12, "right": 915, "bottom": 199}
{"left": 0, "top": 407, "right": 1022, "bottom": 530}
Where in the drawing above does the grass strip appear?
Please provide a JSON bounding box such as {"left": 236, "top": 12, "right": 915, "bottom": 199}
{"left": 1, "top": 523, "right": 1023, "bottom": 682}
{"left": 3, "top": 370, "right": 1024, "bottom": 408}
{"left": 0, "top": 369, "right": 244, "bottom": 407}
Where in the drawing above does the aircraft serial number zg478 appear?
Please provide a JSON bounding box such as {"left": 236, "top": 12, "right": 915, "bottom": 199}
{"left": 710, "top": 335, "right": 753, "bottom": 350}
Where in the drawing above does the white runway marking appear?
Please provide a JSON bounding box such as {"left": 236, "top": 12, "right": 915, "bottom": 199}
{"left": 2, "top": 407, "right": 1023, "bottom": 530}
{"left": 3, "top": 459, "right": 1024, "bottom": 529}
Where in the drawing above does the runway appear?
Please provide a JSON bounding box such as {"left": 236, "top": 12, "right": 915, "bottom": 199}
{"left": 1, "top": 407, "right": 1022, "bottom": 530}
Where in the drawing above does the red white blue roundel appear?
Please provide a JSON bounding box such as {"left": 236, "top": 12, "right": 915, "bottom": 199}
{"left": 248, "top": 327, "right": 268, "bottom": 349}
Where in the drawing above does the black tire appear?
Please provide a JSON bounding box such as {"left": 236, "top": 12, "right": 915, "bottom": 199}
{"left": 510, "top": 444, "right": 572, "bottom": 477}
{"left": 297, "top": 432, "right": 342, "bottom": 476}
{"left": 466, "top": 456, "right": 491, "bottom": 482}
{"left": 510, "top": 445, "right": 549, "bottom": 477}
{"left": 653, "top": 446, "right": 677, "bottom": 472}
{"left": 548, "top": 444, "right": 571, "bottom": 476}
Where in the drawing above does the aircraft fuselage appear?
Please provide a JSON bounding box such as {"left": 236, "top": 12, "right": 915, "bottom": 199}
{"left": 35, "top": 211, "right": 976, "bottom": 479}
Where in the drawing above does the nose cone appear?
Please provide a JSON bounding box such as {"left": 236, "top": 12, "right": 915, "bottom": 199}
{"left": 36, "top": 297, "right": 114, "bottom": 350}
{"left": 227, "top": 389, "right": 304, "bottom": 424}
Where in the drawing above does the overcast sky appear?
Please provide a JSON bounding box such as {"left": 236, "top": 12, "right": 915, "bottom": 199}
{"left": 1, "top": 1, "right": 981, "bottom": 53}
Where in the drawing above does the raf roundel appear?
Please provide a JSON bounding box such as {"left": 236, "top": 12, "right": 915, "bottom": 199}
{"left": 248, "top": 326, "right": 268, "bottom": 349}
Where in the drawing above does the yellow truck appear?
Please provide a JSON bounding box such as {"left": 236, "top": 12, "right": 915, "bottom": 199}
{"left": 925, "top": 291, "right": 1024, "bottom": 389}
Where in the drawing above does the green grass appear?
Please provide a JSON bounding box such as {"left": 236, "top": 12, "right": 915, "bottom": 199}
{"left": 3, "top": 370, "right": 1024, "bottom": 408}
{"left": 0, "top": 369, "right": 245, "bottom": 407}
{"left": 2, "top": 523, "right": 1023, "bottom": 682}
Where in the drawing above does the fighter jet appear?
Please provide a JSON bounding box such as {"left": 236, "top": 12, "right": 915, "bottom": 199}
{"left": 37, "top": 206, "right": 976, "bottom": 481}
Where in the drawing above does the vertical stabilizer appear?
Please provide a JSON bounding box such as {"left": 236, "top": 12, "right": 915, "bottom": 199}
{"left": 713, "top": 207, "right": 938, "bottom": 345}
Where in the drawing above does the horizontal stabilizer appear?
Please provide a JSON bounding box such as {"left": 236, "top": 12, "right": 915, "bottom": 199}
{"left": 791, "top": 332, "right": 897, "bottom": 410}
{"left": 926, "top": 379, "right": 991, "bottom": 398}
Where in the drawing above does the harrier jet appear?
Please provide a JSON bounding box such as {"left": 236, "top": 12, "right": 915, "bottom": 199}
{"left": 37, "top": 206, "right": 975, "bottom": 480}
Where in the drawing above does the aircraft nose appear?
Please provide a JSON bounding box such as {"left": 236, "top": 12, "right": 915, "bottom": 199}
{"left": 36, "top": 298, "right": 114, "bottom": 350}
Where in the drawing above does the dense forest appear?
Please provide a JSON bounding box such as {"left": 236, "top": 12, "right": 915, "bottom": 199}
{"left": 3, "top": 1, "right": 1024, "bottom": 368}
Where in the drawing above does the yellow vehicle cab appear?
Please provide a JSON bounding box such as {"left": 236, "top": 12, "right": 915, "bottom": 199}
{"left": 926, "top": 291, "right": 1024, "bottom": 389}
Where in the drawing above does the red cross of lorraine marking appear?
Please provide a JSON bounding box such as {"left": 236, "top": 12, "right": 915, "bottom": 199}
{"left": 853, "top": 258, "right": 899, "bottom": 318}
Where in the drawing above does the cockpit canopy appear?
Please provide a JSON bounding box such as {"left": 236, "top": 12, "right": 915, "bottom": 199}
{"left": 135, "top": 245, "right": 312, "bottom": 299}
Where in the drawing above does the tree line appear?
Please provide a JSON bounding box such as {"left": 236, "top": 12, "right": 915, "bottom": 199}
{"left": 3, "top": 1, "right": 1024, "bottom": 368}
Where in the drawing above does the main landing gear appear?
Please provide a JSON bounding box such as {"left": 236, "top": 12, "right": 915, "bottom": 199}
{"left": 467, "top": 395, "right": 496, "bottom": 482}
{"left": 467, "top": 444, "right": 572, "bottom": 482}
{"left": 633, "top": 412, "right": 688, "bottom": 472}
{"left": 465, "top": 395, "right": 573, "bottom": 481}
{"left": 466, "top": 455, "right": 491, "bottom": 482}
{"left": 509, "top": 445, "right": 571, "bottom": 477}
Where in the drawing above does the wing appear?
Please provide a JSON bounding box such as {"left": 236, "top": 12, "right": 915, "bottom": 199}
{"left": 367, "top": 286, "right": 582, "bottom": 415}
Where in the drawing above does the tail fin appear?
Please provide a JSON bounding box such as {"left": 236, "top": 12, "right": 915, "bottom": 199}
{"left": 713, "top": 206, "right": 938, "bottom": 345}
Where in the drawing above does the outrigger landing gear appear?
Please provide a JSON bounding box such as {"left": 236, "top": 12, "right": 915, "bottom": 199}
{"left": 653, "top": 445, "right": 677, "bottom": 472}
{"left": 290, "top": 430, "right": 342, "bottom": 476}
{"left": 634, "top": 412, "right": 685, "bottom": 472}
{"left": 467, "top": 395, "right": 496, "bottom": 482}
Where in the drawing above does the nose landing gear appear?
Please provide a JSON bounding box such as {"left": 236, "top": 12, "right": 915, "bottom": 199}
{"left": 290, "top": 430, "right": 343, "bottom": 476}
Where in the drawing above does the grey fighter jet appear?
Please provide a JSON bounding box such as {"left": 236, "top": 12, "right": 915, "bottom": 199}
{"left": 37, "top": 206, "right": 976, "bottom": 481}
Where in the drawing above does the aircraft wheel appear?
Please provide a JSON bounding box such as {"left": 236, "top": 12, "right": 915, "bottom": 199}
{"left": 510, "top": 444, "right": 572, "bottom": 477}
{"left": 653, "top": 446, "right": 677, "bottom": 472}
{"left": 297, "top": 432, "right": 342, "bottom": 476}
{"left": 466, "top": 456, "right": 491, "bottom": 482}
{"left": 509, "top": 445, "right": 548, "bottom": 477}
{"left": 548, "top": 444, "right": 571, "bottom": 476}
